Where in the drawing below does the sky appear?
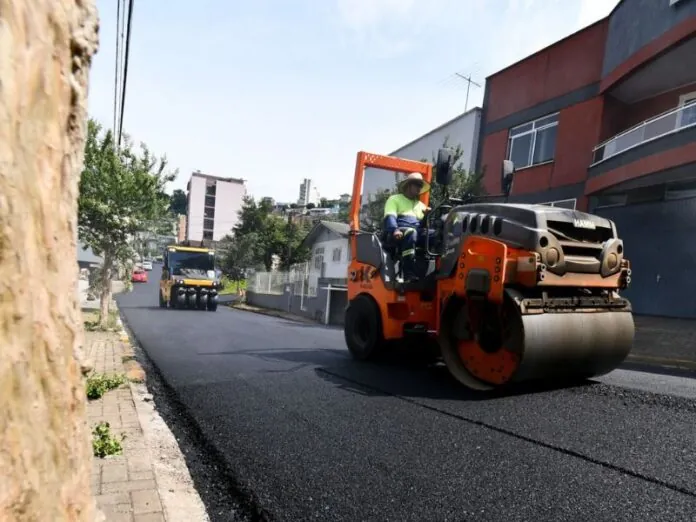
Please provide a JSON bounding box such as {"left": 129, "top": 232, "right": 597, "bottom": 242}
{"left": 86, "top": 0, "right": 620, "bottom": 202}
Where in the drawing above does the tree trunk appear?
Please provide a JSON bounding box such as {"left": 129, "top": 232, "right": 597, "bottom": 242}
{"left": 99, "top": 251, "right": 113, "bottom": 329}
{"left": 0, "top": 0, "right": 100, "bottom": 521}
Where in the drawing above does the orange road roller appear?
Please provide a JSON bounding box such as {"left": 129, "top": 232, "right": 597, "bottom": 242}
{"left": 343, "top": 149, "right": 634, "bottom": 391}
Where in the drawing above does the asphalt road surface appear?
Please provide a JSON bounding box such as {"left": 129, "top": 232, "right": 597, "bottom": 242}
{"left": 118, "top": 266, "right": 696, "bottom": 522}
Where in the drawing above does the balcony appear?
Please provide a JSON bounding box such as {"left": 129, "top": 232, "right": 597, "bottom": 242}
{"left": 592, "top": 102, "right": 696, "bottom": 164}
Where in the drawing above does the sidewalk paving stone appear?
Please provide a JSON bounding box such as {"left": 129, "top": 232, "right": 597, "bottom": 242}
{"left": 85, "top": 330, "right": 167, "bottom": 521}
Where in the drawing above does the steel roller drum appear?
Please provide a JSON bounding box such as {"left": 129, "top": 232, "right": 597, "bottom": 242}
{"left": 440, "top": 303, "right": 635, "bottom": 391}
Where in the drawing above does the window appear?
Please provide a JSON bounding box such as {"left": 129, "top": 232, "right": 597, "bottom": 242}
{"left": 507, "top": 113, "right": 559, "bottom": 169}
{"left": 314, "top": 247, "right": 324, "bottom": 270}
{"left": 205, "top": 195, "right": 215, "bottom": 208}
{"left": 206, "top": 183, "right": 216, "bottom": 196}
{"left": 202, "top": 230, "right": 213, "bottom": 240}
{"left": 204, "top": 207, "right": 215, "bottom": 219}
{"left": 541, "top": 198, "right": 576, "bottom": 209}
{"left": 677, "top": 91, "right": 696, "bottom": 128}
{"left": 203, "top": 218, "right": 214, "bottom": 231}
{"left": 332, "top": 247, "right": 342, "bottom": 262}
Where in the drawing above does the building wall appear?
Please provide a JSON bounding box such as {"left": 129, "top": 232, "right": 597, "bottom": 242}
{"left": 186, "top": 175, "right": 206, "bottom": 242}
{"left": 595, "top": 195, "right": 696, "bottom": 318}
{"left": 483, "top": 21, "right": 607, "bottom": 127}
{"left": 478, "top": 21, "right": 608, "bottom": 207}
{"left": 310, "top": 230, "right": 350, "bottom": 280}
{"left": 602, "top": 0, "right": 696, "bottom": 78}
{"left": 213, "top": 179, "right": 245, "bottom": 240}
{"left": 605, "top": 83, "right": 696, "bottom": 135}
{"left": 361, "top": 108, "right": 482, "bottom": 209}
{"left": 476, "top": 0, "right": 696, "bottom": 319}
{"left": 176, "top": 215, "right": 187, "bottom": 243}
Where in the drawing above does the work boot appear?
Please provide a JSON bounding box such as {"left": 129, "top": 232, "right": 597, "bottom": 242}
{"left": 401, "top": 255, "right": 418, "bottom": 282}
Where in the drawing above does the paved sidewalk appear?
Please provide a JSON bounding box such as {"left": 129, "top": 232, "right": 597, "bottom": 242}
{"left": 86, "top": 331, "right": 166, "bottom": 522}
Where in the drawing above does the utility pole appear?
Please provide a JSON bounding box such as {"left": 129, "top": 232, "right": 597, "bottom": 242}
{"left": 455, "top": 73, "right": 481, "bottom": 112}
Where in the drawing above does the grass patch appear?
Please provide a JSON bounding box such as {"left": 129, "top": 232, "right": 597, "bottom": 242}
{"left": 86, "top": 373, "right": 127, "bottom": 400}
{"left": 92, "top": 422, "right": 126, "bottom": 458}
{"left": 219, "top": 277, "right": 246, "bottom": 295}
{"left": 83, "top": 309, "right": 120, "bottom": 332}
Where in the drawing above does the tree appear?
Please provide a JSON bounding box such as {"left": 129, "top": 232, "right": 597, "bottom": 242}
{"left": 79, "top": 119, "right": 176, "bottom": 327}
{"left": 425, "top": 137, "right": 485, "bottom": 207}
{"left": 218, "top": 232, "right": 260, "bottom": 283}
{"left": 170, "top": 188, "right": 187, "bottom": 215}
{"left": 1, "top": 0, "right": 99, "bottom": 520}
{"left": 225, "top": 196, "right": 312, "bottom": 272}
{"left": 361, "top": 189, "right": 394, "bottom": 232}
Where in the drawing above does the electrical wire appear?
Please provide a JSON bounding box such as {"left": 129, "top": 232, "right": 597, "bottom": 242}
{"left": 112, "top": 0, "right": 123, "bottom": 136}
{"left": 117, "top": 0, "right": 135, "bottom": 147}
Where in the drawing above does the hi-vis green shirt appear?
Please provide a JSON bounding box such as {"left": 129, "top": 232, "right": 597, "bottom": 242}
{"left": 383, "top": 193, "right": 426, "bottom": 232}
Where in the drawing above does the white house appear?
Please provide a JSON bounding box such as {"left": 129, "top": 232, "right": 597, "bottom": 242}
{"left": 362, "top": 107, "right": 482, "bottom": 208}
{"left": 299, "top": 221, "right": 350, "bottom": 294}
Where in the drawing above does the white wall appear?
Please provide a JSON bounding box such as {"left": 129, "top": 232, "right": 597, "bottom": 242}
{"left": 186, "top": 175, "right": 206, "bottom": 242}
{"left": 313, "top": 236, "right": 350, "bottom": 279}
{"left": 361, "top": 108, "right": 482, "bottom": 209}
{"left": 214, "top": 180, "right": 246, "bottom": 240}
{"left": 306, "top": 229, "right": 350, "bottom": 296}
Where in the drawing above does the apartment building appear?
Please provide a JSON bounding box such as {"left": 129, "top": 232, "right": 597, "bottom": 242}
{"left": 186, "top": 171, "right": 246, "bottom": 242}
{"left": 298, "top": 178, "right": 320, "bottom": 206}
{"left": 476, "top": 0, "right": 696, "bottom": 317}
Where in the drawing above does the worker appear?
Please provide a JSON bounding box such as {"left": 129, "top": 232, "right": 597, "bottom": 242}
{"left": 383, "top": 172, "right": 433, "bottom": 281}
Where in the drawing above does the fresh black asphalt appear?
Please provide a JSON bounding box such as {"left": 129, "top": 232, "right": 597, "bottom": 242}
{"left": 117, "top": 266, "right": 696, "bottom": 521}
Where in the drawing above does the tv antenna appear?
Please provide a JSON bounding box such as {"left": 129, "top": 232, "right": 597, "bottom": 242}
{"left": 454, "top": 73, "right": 481, "bottom": 112}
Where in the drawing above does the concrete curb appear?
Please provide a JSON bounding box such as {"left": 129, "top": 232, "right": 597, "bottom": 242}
{"left": 114, "top": 305, "right": 210, "bottom": 522}
{"left": 226, "top": 302, "right": 317, "bottom": 324}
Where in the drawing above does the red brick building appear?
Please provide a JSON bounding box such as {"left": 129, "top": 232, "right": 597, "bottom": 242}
{"left": 476, "top": 0, "right": 696, "bottom": 318}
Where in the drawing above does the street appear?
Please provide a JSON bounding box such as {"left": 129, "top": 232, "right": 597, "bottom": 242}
{"left": 117, "top": 266, "right": 696, "bottom": 522}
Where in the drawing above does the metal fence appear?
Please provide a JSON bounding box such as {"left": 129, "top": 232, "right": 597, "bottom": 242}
{"left": 246, "top": 261, "right": 318, "bottom": 297}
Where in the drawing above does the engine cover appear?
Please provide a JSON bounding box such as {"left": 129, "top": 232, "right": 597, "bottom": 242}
{"left": 438, "top": 203, "right": 623, "bottom": 278}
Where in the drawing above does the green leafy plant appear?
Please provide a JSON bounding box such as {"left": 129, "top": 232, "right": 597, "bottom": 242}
{"left": 86, "top": 373, "right": 127, "bottom": 400}
{"left": 83, "top": 309, "right": 121, "bottom": 332}
{"left": 216, "top": 196, "right": 312, "bottom": 275}
{"left": 78, "top": 118, "right": 177, "bottom": 328}
{"left": 92, "top": 422, "right": 126, "bottom": 458}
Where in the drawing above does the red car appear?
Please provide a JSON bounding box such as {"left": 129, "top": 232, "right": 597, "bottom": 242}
{"left": 132, "top": 268, "right": 148, "bottom": 283}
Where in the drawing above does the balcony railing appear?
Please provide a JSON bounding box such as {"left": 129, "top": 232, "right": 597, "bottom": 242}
{"left": 592, "top": 102, "right": 696, "bottom": 164}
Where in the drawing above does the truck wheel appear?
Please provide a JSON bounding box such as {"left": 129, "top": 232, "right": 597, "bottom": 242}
{"left": 207, "top": 300, "right": 218, "bottom": 312}
{"left": 344, "top": 295, "right": 384, "bottom": 361}
{"left": 198, "top": 293, "right": 208, "bottom": 310}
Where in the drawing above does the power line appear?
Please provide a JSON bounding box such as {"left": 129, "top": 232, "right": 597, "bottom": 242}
{"left": 116, "top": 0, "right": 127, "bottom": 137}
{"left": 112, "top": 0, "right": 123, "bottom": 137}
{"left": 117, "top": 0, "right": 135, "bottom": 148}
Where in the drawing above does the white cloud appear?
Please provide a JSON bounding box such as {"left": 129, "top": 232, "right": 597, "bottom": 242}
{"left": 331, "top": 0, "right": 489, "bottom": 58}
